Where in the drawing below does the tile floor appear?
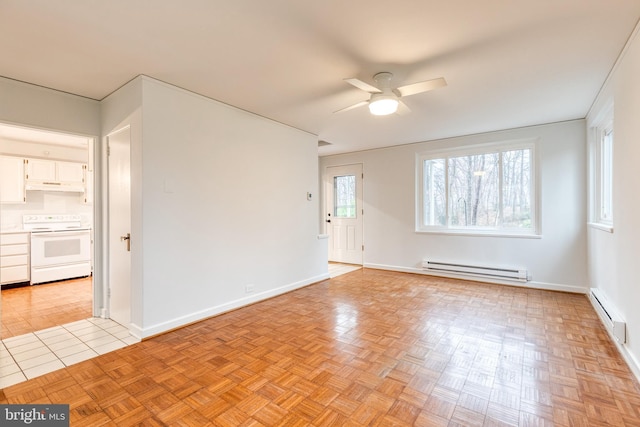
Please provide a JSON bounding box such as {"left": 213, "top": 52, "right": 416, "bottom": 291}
{"left": 0, "top": 317, "right": 139, "bottom": 388}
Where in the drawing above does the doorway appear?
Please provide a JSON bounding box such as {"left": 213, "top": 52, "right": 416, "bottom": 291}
{"left": 0, "top": 123, "right": 96, "bottom": 338}
{"left": 325, "top": 164, "right": 364, "bottom": 265}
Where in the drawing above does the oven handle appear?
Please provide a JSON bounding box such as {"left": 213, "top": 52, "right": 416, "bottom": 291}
{"left": 31, "top": 231, "right": 90, "bottom": 238}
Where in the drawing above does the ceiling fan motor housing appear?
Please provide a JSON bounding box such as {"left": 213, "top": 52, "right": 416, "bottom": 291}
{"left": 373, "top": 72, "right": 394, "bottom": 88}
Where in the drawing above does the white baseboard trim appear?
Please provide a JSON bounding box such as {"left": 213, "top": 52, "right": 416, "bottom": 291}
{"left": 135, "top": 272, "right": 330, "bottom": 339}
{"left": 363, "top": 263, "right": 587, "bottom": 294}
{"left": 128, "top": 323, "right": 144, "bottom": 340}
{"left": 589, "top": 296, "right": 640, "bottom": 383}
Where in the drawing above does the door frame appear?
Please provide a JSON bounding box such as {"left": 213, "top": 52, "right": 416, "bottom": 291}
{"left": 104, "top": 125, "right": 132, "bottom": 323}
{"left": 324, "top": 163, "right": 364, "bottom": 265}
{"left": 0, "top": 121, "right": 103, "bottom": 321}
{"left": 91, "top": 134, "right": 105, "bottom": 318}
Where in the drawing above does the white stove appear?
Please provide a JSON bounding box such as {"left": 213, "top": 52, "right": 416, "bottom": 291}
{"left": 23, "top": 214, "right": 92, "bottom": 284}
{"left": 23, "top": 214, "right": 90, "bottom": 232}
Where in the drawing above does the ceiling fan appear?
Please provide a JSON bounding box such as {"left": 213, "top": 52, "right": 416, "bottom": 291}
{"left": 335, "top": 72, "right": 447, "bottom": 116}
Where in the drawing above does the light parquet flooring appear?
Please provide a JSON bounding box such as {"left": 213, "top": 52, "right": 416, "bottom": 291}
{"left": 1, "top": 277, "right": 93, "bottom": 339}
{"left": 2, "top": 269, "right": 640, "bottom": 426}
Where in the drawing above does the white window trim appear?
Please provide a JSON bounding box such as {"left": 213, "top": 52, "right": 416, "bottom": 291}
{"left": 589, "top": 101, "right": 614, "bottom": 232}
{"left": 415, "top": 138, "right": 540, "bottom": 236}
{"left": 588, "top": 222, "right": 613, "bottom": 233}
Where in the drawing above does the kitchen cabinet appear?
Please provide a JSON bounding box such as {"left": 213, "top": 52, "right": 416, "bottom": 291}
{"left": 26, "top": 159, "right": 85, "bottom": 185}
{"left": 0, "top": 156, "right": 26, "bottom": 204}
{"left": 25, "top": 158, "right": 86, "bottom": 192}
{"left": 0, "top": 232, "right": 30, "bottom": 286}
{"left": 26, "top": 158, "right": 56, "bottom": 182}
{"left": 57, "top": 161, "right": 85, "bottom": 184}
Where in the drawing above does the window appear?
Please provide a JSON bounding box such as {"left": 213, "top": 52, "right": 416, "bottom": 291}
{"left": 599, "top": 128, "right": 613, "bottom": 223}
{"left": 334, "top": 175, "right": 356, "bottom": 218}
{"left": 417, "top": 141, "right": 537, "bottom": 235}
{"left": 591, "top": 120, "right": 613, "bottom": 229}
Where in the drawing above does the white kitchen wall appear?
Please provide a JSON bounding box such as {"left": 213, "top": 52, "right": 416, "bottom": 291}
{"left": 0, "top": 191, "right": 92, "bottom": 230}
{"left": 104, "top": 76, "right": 328, "bottom": 338}
{"left": 587, "top": 24, "right": 640, "bottom": 377}
{"left": 320, "top": 119, "right": 588, "bottom": 293}
{"left": 0, "top": 139, "right": 88, "bottom": 162}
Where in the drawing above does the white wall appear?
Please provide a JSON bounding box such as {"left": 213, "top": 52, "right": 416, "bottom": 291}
{"left": 320, "top": 120, "right": 588, "bottom": 293}
{"left": 2, "top": 75, "right": 328, "bottom": 338}
{"left": 0, "top": 77, "right": 99, "bottom": 136}
{"left": 134, "top": 77, "right": 327, "bottom": 337}
{"left": 100, "top": 76, "right": 144, "bottom": 329}
{"left": 0, "top": 139, "right": 88, "bottom": 163}
{"left": 587, "top": 25, "right": 640, "bottom": 377}
{"left": 0, "top": 191, "right": 92, "bottom": 230}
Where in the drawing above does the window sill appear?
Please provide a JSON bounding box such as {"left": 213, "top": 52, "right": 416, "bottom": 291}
{"left": 415, "top": 229, "right": 542, "bottom": 239}
{"left": 588, "top": 222, "right": 614, "bottom": 233}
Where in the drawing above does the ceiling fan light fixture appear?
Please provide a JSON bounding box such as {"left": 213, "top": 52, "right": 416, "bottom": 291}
{"left": 369, "top": 96, "right": 399, "bottom": 115}
{"left": 337, "top": 72, "right": 446, "bottom": 116}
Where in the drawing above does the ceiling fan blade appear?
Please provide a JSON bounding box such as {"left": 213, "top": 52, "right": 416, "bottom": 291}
{"left": 344, "top": 78, "right": 382, "bottom": 93}
{"left": 396, "top": 100, "right": 411, "bottom": 115}
{"left": 334, "top": 100, "right": 368, "bottom": 114}
{"left": 397, "top": 77, "right": 447, "bottom": 97}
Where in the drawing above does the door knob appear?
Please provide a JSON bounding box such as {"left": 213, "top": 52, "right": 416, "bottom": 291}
{"left": 326, "top": 219, "right": 331, "bottom": 223}
{"left": 120, "top": 233, "right": 131, "bottom": 252}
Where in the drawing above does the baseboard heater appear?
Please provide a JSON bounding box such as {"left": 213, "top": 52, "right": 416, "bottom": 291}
{"left": 422, "top": 260, "right": 528, "bottom": 282}
{"left": 590, "top": 288, "right": 626, "bottom": 343}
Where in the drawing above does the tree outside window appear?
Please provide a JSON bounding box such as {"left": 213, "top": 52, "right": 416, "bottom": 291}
{"left": 418, "top": 142, "right": 536, "bottom": 234}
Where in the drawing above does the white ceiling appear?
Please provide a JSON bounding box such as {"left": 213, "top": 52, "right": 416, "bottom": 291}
{"left": 1, "top": 1, "right": 639, "bottom": 156}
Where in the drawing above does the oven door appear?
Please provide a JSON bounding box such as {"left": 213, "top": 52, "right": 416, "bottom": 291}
{"left": 30, "top": 230, "right": 91, "bottom": 267}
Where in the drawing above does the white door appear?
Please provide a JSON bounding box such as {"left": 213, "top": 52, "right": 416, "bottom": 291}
{"left": 107, "top": 126, "right": 131, "bottom": 326}
{"left": 326, "top": 164, "right": 363, "bottom": 265}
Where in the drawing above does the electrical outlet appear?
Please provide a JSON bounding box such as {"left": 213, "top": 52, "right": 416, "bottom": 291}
{"left": 245, "top": 284, "right": 255, "bottom": 293}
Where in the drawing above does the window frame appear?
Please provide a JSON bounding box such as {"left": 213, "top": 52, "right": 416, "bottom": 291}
{"left": 589, "top": 106, "right": 614, "bottom": 232}
{"left": 416, "top": 139, "right": 540, "bottom": 237}
{"left": 333, "top": 174, "right": 357, "bottom": 219}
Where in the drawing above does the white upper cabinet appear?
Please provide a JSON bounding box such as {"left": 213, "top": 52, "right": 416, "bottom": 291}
{"left": 0, "top": 156, "right": 26, "bottom": 204}
{"left": 26, "top": 158, "right": 56, "bottom": 182}
{"left": 56, "top": 161, "right": 85, "bottom": 184}
{"left": 25, "top": 158, "right": 86, "bottom": 192}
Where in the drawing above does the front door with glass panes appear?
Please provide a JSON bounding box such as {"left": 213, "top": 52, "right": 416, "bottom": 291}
{"left": 325, "top": 164, "right": 363, "bottom": 264}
